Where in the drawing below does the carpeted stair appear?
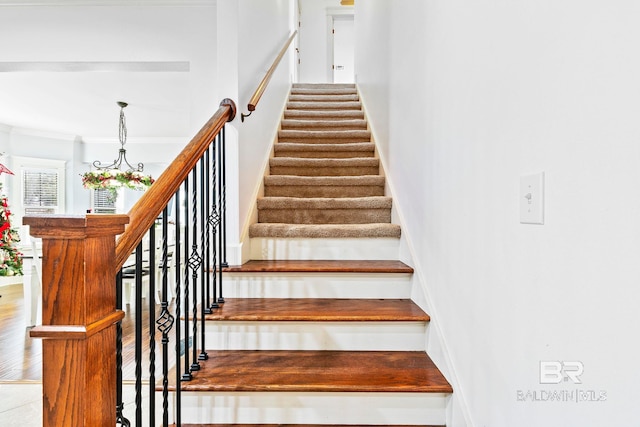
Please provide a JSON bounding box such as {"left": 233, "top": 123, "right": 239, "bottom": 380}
{"left": 249, "top": 83, "right": 400, "bottom": 239}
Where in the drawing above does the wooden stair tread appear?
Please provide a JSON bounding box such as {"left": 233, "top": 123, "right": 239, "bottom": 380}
{"left": 205, "top": 298, "right": 429, "bottom": 322}
{"left": 170, "top": 350, "right": 452, "bottom": 393}
{"left": 224, "top": 260, "right": 413, "bottom": 273}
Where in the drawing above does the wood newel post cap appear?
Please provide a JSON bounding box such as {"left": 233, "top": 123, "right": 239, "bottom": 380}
{"left": 23, "top": 214, "right": 130, "bottom": 332}
{"left": 23, "top": 214, "right": 130, "bottom": 238}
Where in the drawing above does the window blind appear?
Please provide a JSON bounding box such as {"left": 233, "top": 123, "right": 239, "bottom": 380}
{"left": 93, "top": 189, "right": 116, "bottom": 213}
{"left": 22, "top": 169, "right": 58, "bottom": 215}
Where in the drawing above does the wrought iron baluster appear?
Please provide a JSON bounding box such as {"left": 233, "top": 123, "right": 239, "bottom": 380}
{"left": 204, "top": 148, "right": 212, "bottom": 315}
{"left": 189, "top": 167, "right": 202, "bottom": 372}
{"left": 217, "top": 129, "right": 225, "bottom": 303}
{"left": 181, "top": 178, "right": 192, "bottom": 382}
{"left": 156, "top": 208, "right": 175, "bottom": 427}
{"left": 198, "top": 157, "right": 209, "bottom": 361}
{"left": 134, "top": 242, "right": 143, "bottom": 426}
{"left": 210, "top": 135, "right": 220, "bottom": 310}
{"left": 115, "top": 271, "right": 130, "bottom": 427}
{"left": 148, "top": 225, "right": 157, "bottom": 427}
{"left": 221, "top": 125, "right": 228, "bottom": 269}
{"left": 173, "top": 191, "right": 183, "bottom": 426}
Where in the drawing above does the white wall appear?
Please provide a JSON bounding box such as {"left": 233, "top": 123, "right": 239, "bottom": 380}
{"left": 0, "top": 1, "right": 294, "bottom": 264}
{"left": 216, "top": 0, "right": 295, "bottom": 260}
{"left": 0, "top": 5, "right": 218, "bottom": 138}
{"left": 298, "top": 0, "right": 349, "bottom": 82}
{"left": 2, "top": 128, "right": 79, "bottom": 212}
{"left": 353, "top": 0, "right": 390, "bottom": 151}
{"left": 0, "top": 3, "right": 218, "bottom": 227}
{"left": 355, "top": 1, "right": 640, "bottom": 426}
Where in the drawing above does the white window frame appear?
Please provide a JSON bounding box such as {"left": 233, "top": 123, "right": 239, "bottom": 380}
{"left": 11, "top": 156, "right": 66, "bottom": 227}
{"left": 90, "top": 187, "right": 123, "bottom": 214}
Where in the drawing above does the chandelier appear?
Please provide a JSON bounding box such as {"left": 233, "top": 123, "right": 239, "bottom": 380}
{"left": 81, "top": 102, "right": 154, "bottom": 201}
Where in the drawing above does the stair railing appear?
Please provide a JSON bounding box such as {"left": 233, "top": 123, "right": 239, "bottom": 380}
{"left": 24, "top": 98, "right": 236, "bottom": 427}
{"left": 240, "top": 30, "right": 297, "bottom": 122}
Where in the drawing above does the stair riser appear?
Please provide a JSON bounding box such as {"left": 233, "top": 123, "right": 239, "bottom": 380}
{"left": 281, "top": 120, "right": 367, "bottom": 130}
{"left": 167, "top": 392, "right": 448, "bottom": 425}
{"left": 279, "top": 130, "right": 371, "bottom": 140}
{"left": 258, "top": 208, "right": 391, "bottom": 224}
{"left": 281, "top": 126, "right": 368, "bottom": 132}
{"left": 274, "top": 150, "right": 374, "bottom": 159}
{"left": 223, "top": 272, "right": 412, "bottom": 298}
{"left": 287, "top": 102, "right": 362, "bottom": 110}
{"left": 264, "top": 185, "right": 384, "bottom": 198}
{"left": 278, "top": 138, "right": 371, "bottom": 145}
{"left": 249, "top": 237, "right": 401, "bottom": 260}
{"left": 284, "top": 111, "right": 365, "bottom": 120}
{"left": 203, "top": 321, "right": 426, "bottom": 351}
{"left": 291, "top": 89, "right": 358, "bottom": 96}
{"left": 269, "top": 166, "right": 380, "bottom": 176}
{"left": 293, "top": 83, "right": 356, "bottom": 89}
{"left": 289, "top": 95, "right": 359, "bottom": 102}
{"left": 155, "top": 274, "right": 412, "bottom": 303}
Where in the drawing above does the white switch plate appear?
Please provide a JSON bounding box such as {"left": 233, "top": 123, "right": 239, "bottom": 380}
{"left": 520, "top": 172, "right": 544, "bottom": 224}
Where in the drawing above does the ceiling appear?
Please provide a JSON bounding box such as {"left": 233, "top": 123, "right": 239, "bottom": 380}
{"left": 0, "top": 1, "right": 217, "bottom": 143}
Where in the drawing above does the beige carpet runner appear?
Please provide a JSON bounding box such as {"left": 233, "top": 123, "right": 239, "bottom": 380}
{"left": 249, "top": 83, "right": 401, "bottom": 239}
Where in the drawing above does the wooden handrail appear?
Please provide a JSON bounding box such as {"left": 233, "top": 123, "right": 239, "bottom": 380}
{"left": 241, "top": 30, "right": 298, "bottom": 122}
{"left": 114, "top": 98, "right": 236, "bottom": 272}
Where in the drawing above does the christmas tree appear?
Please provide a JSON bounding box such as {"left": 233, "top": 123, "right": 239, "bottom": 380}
{"left": 0, "top": 164, "right": 23, "bottom": 277}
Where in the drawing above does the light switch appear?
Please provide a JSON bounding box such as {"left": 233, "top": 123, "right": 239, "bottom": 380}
{"left": 520, "top": 172, "right": 544, "bottom": 224}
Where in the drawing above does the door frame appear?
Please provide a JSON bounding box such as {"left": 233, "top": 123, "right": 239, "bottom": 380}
{"left": 326, "top": 8, "right": 354, "bottom": 83}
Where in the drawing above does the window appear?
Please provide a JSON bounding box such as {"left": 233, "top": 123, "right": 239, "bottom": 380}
{"left": 92, "top": 188, "right": 117, "bottom": 214}
{"left": 22, "top": 169, "right": 60, "bottom": 215}
{"left": 11, "top": 157, "right": 66, "bottom": 227}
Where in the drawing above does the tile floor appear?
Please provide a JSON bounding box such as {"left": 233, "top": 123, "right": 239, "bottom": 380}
{"left": 0, "top": 381, "right": 151, "bottom": 426}
{"left": 0, "top": 382, "right": 42, "bottom": 426}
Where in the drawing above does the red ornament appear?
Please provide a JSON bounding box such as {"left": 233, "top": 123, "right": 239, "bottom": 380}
{"left": 0, "top": 163, "right": 14, "bottom": 175}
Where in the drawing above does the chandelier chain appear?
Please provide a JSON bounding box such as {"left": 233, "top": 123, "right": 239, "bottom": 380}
{"left": 91, "top": 101, "right": 144, "bottom": 173}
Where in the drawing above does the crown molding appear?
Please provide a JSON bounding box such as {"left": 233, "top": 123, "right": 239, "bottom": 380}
{"left": 1, "top": 125, "right": 185, "bottom": 144}
{"left": 9, "top": 126, "right": 79, "bottom": 141}
{"left": 0, "top": 61, "right": 190, "bottom": 72}
{"left": 82, "top": 136, "right": 186, "bottom": 145}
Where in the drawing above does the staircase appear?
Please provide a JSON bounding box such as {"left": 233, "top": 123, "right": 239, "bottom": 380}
{"left": 249, "top": 83, "right": 401, "bottom": 244}
{"left": 172, "top": 84, "right": 452, "bottom": 426}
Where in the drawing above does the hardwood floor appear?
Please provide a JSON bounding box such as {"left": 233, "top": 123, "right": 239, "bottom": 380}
{"left": 0, "top": 283, "right": 173, "bottom": 382}
{"left": 0, "top": 284, "right": 41, "bottom": 381}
